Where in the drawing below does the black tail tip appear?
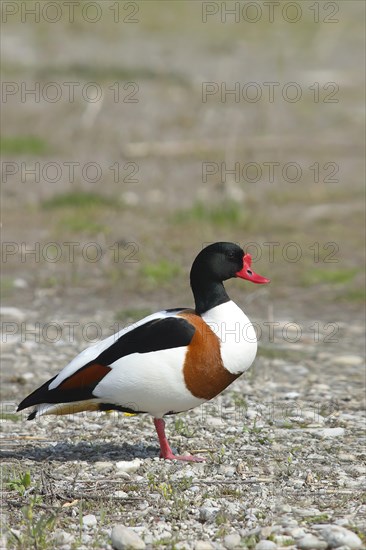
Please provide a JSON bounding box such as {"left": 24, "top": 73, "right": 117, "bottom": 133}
{"left": 27, "top": 410, "right": 37, "bottom": 420}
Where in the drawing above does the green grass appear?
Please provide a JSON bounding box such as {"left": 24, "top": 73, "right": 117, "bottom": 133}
{"left": 1, "top": 135, "right": 48, "bottom": 155}
{"left": 341, "top": 288, "right": 366, "bottom": 302}
{"left": 301, "top": 267, "right": 359, "bottom": 287}
{"left": 114, "top": 308, "right": 152, "bottom": 322}
{"left": 0, "top": 412, "right": 21, "bottom": 422}
{"left": 42, "top": 191, "right": 118, "bottom": 210}
{"left": 0, "top": 277, "right": 15, "bottom": 298}
{"left": 6, "top": 469, "right": 57, "bottom": 549}
{"left": 173, "top": 200, "right": 248, "bottom": 227}
{"left": 141, "top": 259, "right": 181, "bottom": 285}
{"left": 56, "top": 213, "right": 107, "bottom": 235}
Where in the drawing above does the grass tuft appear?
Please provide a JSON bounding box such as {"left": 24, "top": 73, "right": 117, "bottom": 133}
{"left": 301, "top": 267, "right": 359, "bottom": 287}
{"left": 1, "top": 135, "right": 48, "bottom": 155}
{"left": 141, "top": 259, "right": 181, "bottom": 285}
{"left": 42, "top": 191, "right": 118, "bottom": 210}
{"left": 173, "top": 200, "right": 248, "bottom": 227}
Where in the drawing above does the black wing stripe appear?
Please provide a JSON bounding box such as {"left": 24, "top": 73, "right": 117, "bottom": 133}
{"left": 96, "top": 316, "right": 195, "bottom": 366}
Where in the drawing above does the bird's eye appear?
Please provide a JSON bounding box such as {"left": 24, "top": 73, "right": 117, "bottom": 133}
{"left": 247, "top": 269, "right": 252, "bottom": 275}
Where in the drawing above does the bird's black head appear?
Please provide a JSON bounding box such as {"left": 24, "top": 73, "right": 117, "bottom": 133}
{"left": 190, "top": 242, "right": 245, "bottom": 283}
{"left": 190, "top": 242, "right": 270, "bottom": 314}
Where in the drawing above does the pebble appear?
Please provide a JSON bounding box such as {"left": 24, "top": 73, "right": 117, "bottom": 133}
{"left": 255, "top": 541, "right": 277, "bottom": 550}
{"left": 194, "top": 542, "right": 214, "bottom": 550}
{"left": 297, "top": 534, "right": 327, "bottom": 549}
{"left": 114, "top": 491, "right": 129, "bottom": 498}
{"left": 273, "top": 535, "right": 294, "bottom": 546}
{"left": 219, "top": 465, "right": 236, "bottom": 477}
{"left": 95, "top": 461, "right": 114, "bottom": 471}
{"left": 115, "top": 459, "right": 141, "bottom": 474}
{"left": 224, "top": 533, "right": 241, "bottom": 549}
{"left": 316, "top": 428, "right": 345, "bottom": 438}
{"left": 13, "top": 278, "right": 28, "bottom": 288}
{"left": 0, "top": 306, "right": 26, "bottom": 320}
{"left": 111, "top": 525, "right": 146, "bottom": 550}
{"left": 82, "top": 514, "right": 97, "bottom": 528}
{"left": 53, "top": 530, "right": 75, "bottom": 545}
{"left": 288, "top": 527, "right": 307, "bottom": 538}
{"left": 199, "top": 506, "right": 219, "bottom": 522}
{"left": 333, "top": 355, "right": 363, "bottom": 366}
{"left": 18, "top": 372, "right": 34, "bottom": 383}
{"left": 320, "top": 525, "right": 362, "bottom": 549}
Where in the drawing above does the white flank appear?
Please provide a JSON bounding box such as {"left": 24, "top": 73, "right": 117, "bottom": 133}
{"left": 49, "top": 310, "right": 181, "bottom": 390}
{"left": 94, "top": 347, "right": 205, "bottom": 418}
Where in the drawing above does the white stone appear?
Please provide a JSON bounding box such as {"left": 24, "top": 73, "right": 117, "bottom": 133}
{"left": 18, "top": 372, "right": 34, "bottom": 382}
{"left": 14, "top": 278, "right": 28, "bottom": 288}
{"left": 111, "top": 525, "right": 146, "bottom": 550}
{"left": 297, "top": 534, "right": 327, "bottom": 550}
{"left": 224, "top": 533, "right": 241, "bottom": 549}
{"left": 284, "top": 391, "right": 300, "bottom": 399}
{"left": 317, "top": 428, "right": 345, "bottom": 438}
{"left": 53, "top": 530, "right": 75, "bottom": 545}
{"left": 255, "top": 541, "right": 277, "bottom": 550}
{"left": 0, "top": 307, "right": 26, "bottom": 320}
{"left": 114, "top": 491, "right": 129, "bottom": 498}
{"left": 321, "top": 525, "right": 362, "bottom": 549}
{"left": 82, "top": 514, "right": 97, "bottom": 528}
{"left": 333, "top": 355, "right": 363, "bottom": 366}
{"left": 194, "top": 542, "right": 214, "bottom": 550}
{"left": 289, "top": 527, "right": 307, "bottom": 538}
{"left": 199, "top": 506, "right": 219, "bottom": 522}
{"left": 115, "top": 459, "right": 141, "bottom": 474}
{"left": 95, "top": 461, "right": 114, "bottom": 471}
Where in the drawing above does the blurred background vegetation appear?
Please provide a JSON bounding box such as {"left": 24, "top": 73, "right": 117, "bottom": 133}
{"left": 2, "top": 0, "right": 365, "bottom": 324}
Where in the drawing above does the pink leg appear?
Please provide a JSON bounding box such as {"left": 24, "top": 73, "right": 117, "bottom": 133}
{"left": 153, "top": 418, "right": 205, "bottom": 462}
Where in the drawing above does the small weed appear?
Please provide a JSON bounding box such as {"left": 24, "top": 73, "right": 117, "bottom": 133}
{"left": 215, "top": 511, "right": 230, "bottom": 527}
{"left": 173, "top": 200, "right": 248, "bottom": 227}
{"left": 305, "top": 513, "right": 329, "bottom": 524}
{"left": 7, "top": 472, "right": 57, "bottom": 549}
{"left": 42, "top": 191, "right": 118, "bottom": 210}
{"left": 141, "top": 260, "right": 181, "bottom": 285}
{"left": 209, "top": 445, "right": 226, "bottom": 464}
{"left": 0, "top": 277, "right": 15, "bottom": 298}
{"left": 56, "top": 212, "right": 107, "bottom": 235}
{"left": 0, "top": 412, "right": 21, "bottom": 422}
{"left": 1, "top": 135, "right": 48, "bottom": 155}
{"left": 301, "top": 267, "right": 358, "bottom": 287}
{"left": 242, "top": 534, "right": 259, "bottom": 548}
{"left": 341, "top": 288, "right": 366, "bottom": 302}
{"left": 174, "top": 417, "right": 196, "bottom": 438}
{"left": 230, "top": 391, "right": 248, "bottom": 408}
{"left": 7, "top": 471, "right": 31, "bottom": 496}
{"left": 283, "top": 538, "right": 296, "bottom": 546}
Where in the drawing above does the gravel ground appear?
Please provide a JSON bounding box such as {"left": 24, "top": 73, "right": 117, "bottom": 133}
{"left": 1, "top": 1, "right": 365, "bottom": 549}
{"left": 1, "top": 303, "right": 365, "bottom": 549}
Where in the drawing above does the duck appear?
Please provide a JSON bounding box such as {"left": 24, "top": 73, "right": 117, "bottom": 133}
{"left": 17, "top": 242, "right": 270, "bottom": 462}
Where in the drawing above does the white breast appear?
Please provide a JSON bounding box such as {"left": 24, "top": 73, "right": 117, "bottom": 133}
{"left": 202, "top": 301, "right": 258, "bottom": 375}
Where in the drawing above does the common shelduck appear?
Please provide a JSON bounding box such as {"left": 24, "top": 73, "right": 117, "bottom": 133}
{"left": 18, "top": 242, "right": 270, "bottom": 462}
